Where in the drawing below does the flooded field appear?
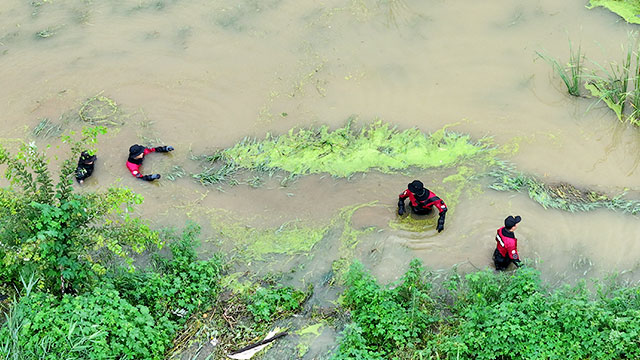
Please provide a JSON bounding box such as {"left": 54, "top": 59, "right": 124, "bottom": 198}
{"left": 2, "top": 0, "right": 640, "bottom": 358}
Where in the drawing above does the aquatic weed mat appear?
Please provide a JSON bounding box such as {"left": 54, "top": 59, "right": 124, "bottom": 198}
{"left": 489, "top": 163, "right": 640, "bottom": 214}
{"left": 191, "top": 119, "right": 494, "bottom": 186}
{"left": 587, "top": 0, "right": 640, "bottom": 24}
{"left": 177, "top": 201, "right": 381, "bottom": 275}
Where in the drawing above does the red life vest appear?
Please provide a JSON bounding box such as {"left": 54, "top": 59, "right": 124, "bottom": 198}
{"left": 496, "top": 227, "right": 519, "bottom": 260}
{"left": 126, "top": 148, "right": 155, "bottom": 178}
{"left": 399, "top": 189, "right": 447, "bottom": 213}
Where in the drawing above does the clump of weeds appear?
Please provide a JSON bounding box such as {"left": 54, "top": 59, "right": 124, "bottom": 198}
{"left": 537, "top": 41, "right": 584, "bottom": 97}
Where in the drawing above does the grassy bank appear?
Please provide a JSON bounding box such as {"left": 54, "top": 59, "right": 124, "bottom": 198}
{"left": 333, "top": 260, "right": 640, "bottom": 360}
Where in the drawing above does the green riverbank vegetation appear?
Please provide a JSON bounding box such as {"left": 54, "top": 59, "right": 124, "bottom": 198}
{"left": 334, "top": 260, "right": 640, "bottom": 360}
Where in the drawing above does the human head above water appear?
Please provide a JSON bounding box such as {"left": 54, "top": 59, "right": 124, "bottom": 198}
{"left": 79, "top": 151, "right": 96, "bottom": 164}
{"left": 408, "top": 180, "right": 427, "bottom": 194}
{"left": 504, "top": 215, "right": 522, "bottom": 230}
{"left": 129, "top": 144, "right": 145, "bottom": 159}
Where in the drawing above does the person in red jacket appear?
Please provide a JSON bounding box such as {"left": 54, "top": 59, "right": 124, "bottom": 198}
{"left": 126, "top": 144, "right": 174, "bottom": 181}
{"left": 493, "top": 215, "right": 522, "bottom": 270}
{"left": 397, "top": 180, "right": 448, "bottom": 232}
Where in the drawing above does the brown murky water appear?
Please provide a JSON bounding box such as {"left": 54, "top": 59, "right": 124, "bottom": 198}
{"left": 2, "top": 0, "right": 640, "bottom": 357}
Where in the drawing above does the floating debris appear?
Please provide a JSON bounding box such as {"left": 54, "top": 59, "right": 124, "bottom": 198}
{"left": 79, "top": 92, "right": 123, "bottom": 126}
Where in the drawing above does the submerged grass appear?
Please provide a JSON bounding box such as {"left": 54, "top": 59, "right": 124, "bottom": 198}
{"left": 192, "top": 119, "right": 490, "bottom": 186}
{"left": 331, "top": 202, "right": 378, "bottom": 281}
{"left": 31, "top": 118, "right": 64, "bottom": 139}
{"left": 489, "top": 163, "right": 640, "bottom": 214}
{"left": 200, "top": 209, "right": 329, "bottom": 261}
{"left": 183, "top": 202, "right": 377, "bottom": 274}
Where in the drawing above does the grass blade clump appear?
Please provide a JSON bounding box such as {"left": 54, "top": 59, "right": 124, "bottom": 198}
{"left": 489, "top": 164, "right": 640, "bottom": 214}
{"left": 79, "top": 92, "right": 123, "bottom": 126}
{"left": 31, "top": 118, "right": 63, "bottom": 139}
{"left": 629, "top": 49, "right": 640, "bottom": 125}
{"left": 192, "top": 120, "right": 489, "bottom": 186}
{"left": 537, "top": 43, "right": 583, "bottom": 97}
{"left": 585, "top": 47, "right": 632, "bottom": 121}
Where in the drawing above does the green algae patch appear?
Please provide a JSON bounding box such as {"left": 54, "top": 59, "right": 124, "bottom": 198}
{"left": 220, "top": 272, "right": 254, "bottom": 294}
{"left": 206, "top": 211, "right": 329, "bottom": 260}
{"left": 193, "top": 120, "right": 490, "bottom": 185}
{"left": 489, "top": 165, "right": 640, "bottom": 214}
{"left": 296, "top": 322, "right": 326, "bottom": 358}
{"left": 390, "top": 213, "right": 437, "bottom": 232}
{"left": 297, "top": 322, "right": 324, "bottom": 336}
{"left": 587, "top": 0, "right": 640, "bottom": 24}
{"left": 331, "top": 202, "right": 378, "bottom": 280}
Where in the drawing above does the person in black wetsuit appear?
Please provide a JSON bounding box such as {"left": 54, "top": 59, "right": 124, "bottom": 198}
{"left": 76, "top": 151, "right": 96, "bottom": 184}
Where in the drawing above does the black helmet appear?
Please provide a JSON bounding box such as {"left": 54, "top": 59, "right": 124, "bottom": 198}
{"left": 129, "top": 144, "right": 145, "bottom": 157}
{"left": 79, "top": 151, "right": 96, "bottom": 164}
{"left": 408, "top": 180, "right": 424, "bottom": 194}
{"left": 504, "top": 215, "right": 522, "bottom": 229}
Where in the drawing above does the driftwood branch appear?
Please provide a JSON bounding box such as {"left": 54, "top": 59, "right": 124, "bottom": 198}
{"left": 228, "top": 332, "right": 288, "bottom": 356}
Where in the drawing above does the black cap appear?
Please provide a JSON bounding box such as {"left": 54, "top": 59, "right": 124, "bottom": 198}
{"left": 408, "top": 180, "right": 424, "bottom": 193}
{"left": 504, "top": 215, "right": 522, "bottom": 229}
{"left": 79, "top": 151, "right": 97, "bottom": 164}
{"left": 129, "top": 144, "right": 145, "bottom": 157}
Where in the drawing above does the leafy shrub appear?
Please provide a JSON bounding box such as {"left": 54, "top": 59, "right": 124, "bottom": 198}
{"left": 110, "top": 222, "right": 224, "bottom": 321}
{"left": 333, "top": 259, "right": 436, "bottom": 359}
{"left": 247, "top": 284, "right": 306, "bottom": 322}
{"left": 437, "top": 267, "right": 640, "bottom": 359}
{"left": 0, "top": 286, "right": 175, "bottom": 360}
{"left": 0, "top": 130, "right": 161, "bottom": 294}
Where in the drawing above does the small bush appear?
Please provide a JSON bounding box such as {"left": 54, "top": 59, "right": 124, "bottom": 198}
{"left": 333, "top": 259, "right": 436, "bottom": 359}
{"left": 247, "top": 285, "right": 306, "bottom": 322}
{"left": 110, "top": 222, "right": 224, "bottom": 321}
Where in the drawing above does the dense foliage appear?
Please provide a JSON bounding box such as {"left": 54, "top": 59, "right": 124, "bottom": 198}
{"left": 332, "top": 259, "right": 436, "bottom": 359}
{"left": 0, "top": 137, "right": 226, "bottom": 360}
{"left": 0, "top": 131, "right": 160, "bottom": 294}
{"left": 335, "top": 261, "right": 640, "bottom": 360}
{"left": 2, "top": 284, "right": 174, "bottom": 360}
{"left": 109, "top": 223, "right": 224, "bottom": 321}
{"left": 0, "top": 225, "right": 224, "bottom": 360}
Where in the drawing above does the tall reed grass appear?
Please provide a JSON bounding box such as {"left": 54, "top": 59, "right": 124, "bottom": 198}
{"left": 537, "top": 42, "right": 583, "bottom": 97}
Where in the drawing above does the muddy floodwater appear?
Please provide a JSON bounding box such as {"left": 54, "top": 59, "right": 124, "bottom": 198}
{"left": 2, "top": 0, "right": 640, "bottom": 357}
